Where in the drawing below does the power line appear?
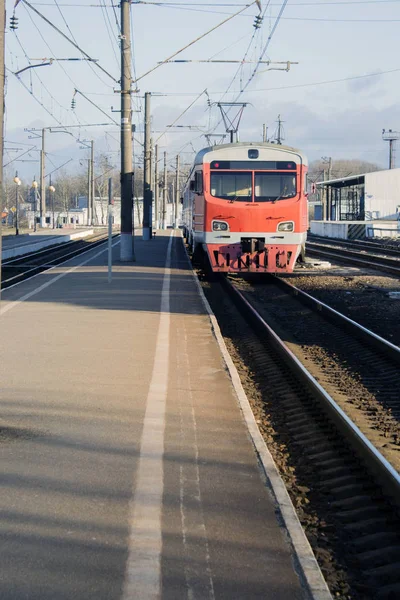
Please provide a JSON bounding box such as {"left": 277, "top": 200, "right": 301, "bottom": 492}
{"left": 99, "top": 0, "right": 120, "bottom": 69}
{"left": 53, "top": 0, "right": 114, "bottom": 88}
{"left": 20, "top": 0, "right": 118, "bottom": 83}
{"left": 22, "top": 2, "right": 84, "bottom": 127}
{"left": 133, "top": 1, "right": 258, "bottom": 84}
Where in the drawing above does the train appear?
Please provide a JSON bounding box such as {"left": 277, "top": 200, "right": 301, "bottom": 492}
{"left": 182, "top": 142, "right": 308, "bottom": 273}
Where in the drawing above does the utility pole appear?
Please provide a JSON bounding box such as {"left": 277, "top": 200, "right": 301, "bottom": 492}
{"left": 40, "top": 128, "right": 46, "bottom": 226}
{"left": 163, "top": 151, "right": 167, "bottom": 229}
{"left": 120, "top": 0, "right": 134, "bottom": 260}
{"left": 322, "top": 156, "right": 332, "bottom": 220}
{"left": 90, "top": 140, "right": 95, "bottom": 225}
{"left": 276, "top": 115, "right": 284, "bottom": 145}
{"left": 0, "top": 0, "right": 5, "bottom": 297}
{"left": 154, "top": 143, "right": 159, "bottom": 230}
{"left": 87, "top": 156, "right": 92, "bottom": 226}
{"left": 175, "top": 154, "right": 180, "bottom": 228}
{"left": 143, "top": 91, "right": 152, "bottom": 240}
{"left": 382, "top": 129, "right": 400, "bottom": 169}
{"left": 262, "top": 124, "right": 267, "bottom": 142}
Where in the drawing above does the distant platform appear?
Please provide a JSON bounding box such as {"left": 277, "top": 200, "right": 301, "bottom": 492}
{"left": 1, "top": 229, "right": 94, "bottom": 260}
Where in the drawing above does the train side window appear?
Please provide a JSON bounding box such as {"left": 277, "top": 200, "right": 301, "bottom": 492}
{"left": 190, "top": 171, "right": 203, "bottom": 193}
{"left": 195, "top": 171, "right": 203, "bottom": 194}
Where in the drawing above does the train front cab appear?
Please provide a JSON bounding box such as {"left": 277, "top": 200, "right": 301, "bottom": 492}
{"left": 199, "top": 148, "right": 308, "bottom": 274}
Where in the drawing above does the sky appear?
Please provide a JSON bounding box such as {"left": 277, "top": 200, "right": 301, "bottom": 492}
{"left": 4, "top": 0, "right": 400, "bottom": 182}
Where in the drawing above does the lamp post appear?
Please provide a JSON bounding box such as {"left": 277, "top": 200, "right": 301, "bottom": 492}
{"left": 13, "top": 172, "right": 21, "bottom": 235}
{"left": 32, "top": 178, "right": 38, "bottom": 232}
{"left": 48, "top": 178, "right": 56, "bottom": 229}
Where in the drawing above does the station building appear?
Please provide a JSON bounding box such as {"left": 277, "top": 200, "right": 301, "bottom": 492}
{"left": 311, "top": 167, "right": 400, "bottom": 239}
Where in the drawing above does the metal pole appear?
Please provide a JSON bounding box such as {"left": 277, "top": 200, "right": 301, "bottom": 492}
{"left": 40, "top": 128, "right": 45, "bottom": 227}
{"left": 142, "top": 91, "right": 152, "bottom": 240}
{"left": 51, "top": 176, "right": 54, "bottom": 229}
{"left": 108, "top": 177, "right": 113, "bottom": 283}
{"left": 120, "top": 0, "right": 134, "bottom": 260}
{"left": 262, "top": 124, "right": 267, "bottom": 142}
{"left": 163, "top": 151, "right": 167, "bottom": 229}
{"left": 389, "top": 140, "right": 394, "bottom": 169}
{"left": 15, "top": 179, "right": 19, "bottom": 236}
{"left": 90, "top": 140, "right": 95, "bottom": 225}
{"left": 175, "top": 154, "right": 180, "bottom": 228}
{"left": 33, "top": 190, "right": 37, "bottom": 232}
{"left": 154, "top": 144, "right": 159, "bottom": 230}
{"left": 0, "top": 0, "right": 4, "bottom": 300}
{"left": 87, "top": 158, "right": 91, "bottom": 225}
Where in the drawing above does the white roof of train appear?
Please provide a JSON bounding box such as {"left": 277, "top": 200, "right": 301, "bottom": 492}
{"left": 194, "top": 142, "right": 308, "bottom": 167}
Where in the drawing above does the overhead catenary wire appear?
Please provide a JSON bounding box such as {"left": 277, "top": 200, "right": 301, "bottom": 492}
{"left": 155, "top": 89, "right": 207, "bottom": 144}
{"left": 99, "top": 0, "right": 120, "bottom": 70}
{"left": 12, "top": 32, "right": 70, "bottom": 120}
{"left": 53, "top": 0, "right": 114, "bottom": 88}
{"left": 8, "top": 66, "right": 65, "bottom": 125}
{"left": 20, "top": 0, "right": 118, "bottom": 83}
{"left": 22, "top": 2, "right": 85, "bottom": 129}
{"left": 133, "top": 1, "right": 259, "bottom": 84}
{"left": 73, "top": 89, "right": 118, "bottom": 125}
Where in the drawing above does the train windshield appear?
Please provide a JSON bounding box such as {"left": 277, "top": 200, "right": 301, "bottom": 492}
{"left": 210, "top": 171, "right": 297, "bottom": 202}
{"left": 255, "top": 173, "right": 296, "bottom": 202}
{"left": 210, "top": 172, "right": 252, "bottom": 201}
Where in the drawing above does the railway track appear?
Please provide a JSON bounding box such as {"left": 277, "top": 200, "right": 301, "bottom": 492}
{"left": 1, "top": 232, "right": 118, "bottom": 289}
{"left": 305, "top": 239, "right": 400, "bottom": 276}
{"left": 201, "top": 272, "right": 400, "bottom": 599}
{"left": 308, "top": 236, "right": 400, "bottom": 258}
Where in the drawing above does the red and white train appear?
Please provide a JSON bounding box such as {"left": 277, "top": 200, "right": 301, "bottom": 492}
{"left": 182, "top": 142, "right": 308, "bottom": 273}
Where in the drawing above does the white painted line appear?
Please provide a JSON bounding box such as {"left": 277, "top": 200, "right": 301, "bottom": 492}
{"left": 180, "top": 235, "right": 333, "bottom": 600}
{"left": 178, "top": 327, "right": 215, "bottom": 599}
{"left": 0, "top": 238, "right": 121, "bottom": 316}
{"left": 122, "top": 231, "right": 173, "bottom": 600}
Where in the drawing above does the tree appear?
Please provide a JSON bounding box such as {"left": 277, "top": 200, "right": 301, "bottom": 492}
{"left": 308, "top": 159, "right": 381, "bottom": 185}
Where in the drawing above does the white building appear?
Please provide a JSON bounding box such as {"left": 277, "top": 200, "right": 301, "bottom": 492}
{"left": 312, "top": 168, "right": 400, "bottom": 239}
{"left": 316, "top": 168, "right": 400, "bottom": 222}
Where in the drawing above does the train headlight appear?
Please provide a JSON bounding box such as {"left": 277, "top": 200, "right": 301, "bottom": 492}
{"left": 212, "top": 220, "right": 229, "bottom": 231}
{"left": 277, "top": 221, "right": 294, "bottom": 232}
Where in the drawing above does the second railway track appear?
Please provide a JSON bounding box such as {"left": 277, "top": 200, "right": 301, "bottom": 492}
{"left": 1, "top": 232, "right": 118, "bottom": 289}
{"left": 200, "top": 270, "right": 400, "bottom": 599}
{"left": 306, "top": 238, "right": 400, "bottom": 276}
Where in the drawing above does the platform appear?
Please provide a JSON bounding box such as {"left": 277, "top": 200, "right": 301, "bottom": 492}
{"left": 0, "top": 231, "right": 329, "bottom": 600}
{"left": 1, "top": 228, "right": 94, "bottom": 259}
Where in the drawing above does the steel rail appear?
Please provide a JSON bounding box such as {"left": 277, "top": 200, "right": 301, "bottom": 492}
{"left": 308, "top": 235, "right": 400, "bottom": 258}
{"left": 306, "top": 241, "right": 400, "bottom": 276}
{"left": 274, "top": 276, "right": 400, "bottom": 365}
{"left": 221, "top": 275, "right": 400, "bottom": 510}
{"left": 2, "top": 234, "right": 119, "bottom": 289}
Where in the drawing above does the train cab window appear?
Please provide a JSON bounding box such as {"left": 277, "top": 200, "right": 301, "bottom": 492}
{"left": 255, "top": 173, "right": 296, "bottom": 202}
{"left": 210, "top": 171, "right": 252, "bottom": 201}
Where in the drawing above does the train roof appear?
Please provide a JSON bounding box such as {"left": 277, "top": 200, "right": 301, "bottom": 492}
{"left": 193, "top": 142, "right": 307, "bottom": 166}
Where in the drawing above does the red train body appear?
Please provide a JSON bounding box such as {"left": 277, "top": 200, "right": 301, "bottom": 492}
{"left": 182, "top": 142, "right": 308, "bottom": 273}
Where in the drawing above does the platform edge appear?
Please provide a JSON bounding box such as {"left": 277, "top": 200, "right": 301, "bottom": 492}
{"left": 180, "top": 237, "right": 333, "bottom": 600}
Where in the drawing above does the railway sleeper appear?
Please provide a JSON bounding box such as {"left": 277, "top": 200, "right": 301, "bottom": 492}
{"left": 343, "top": 516, "right": 392, "bottom": 534}
{"left": 356, "top": 545, "right": 400, "bottom": 569}
{"left": 376, "top": 581, "right": 400, "bottom": 599}
{"left": 351, "top": 531, "right": 400, "bottom": 552}
{"left": 365, "top": 561, "right": 400, "bottom": 585}
{"left": 337, "top": 505, "right": 386, "bottom": 523}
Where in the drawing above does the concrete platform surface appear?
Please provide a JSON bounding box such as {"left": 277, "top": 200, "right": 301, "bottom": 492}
{"left": 1, "top": 229, "right": 94, "bottom": 259}
{"left": 0, "top": 231, "right": 318, "bottom": 600}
